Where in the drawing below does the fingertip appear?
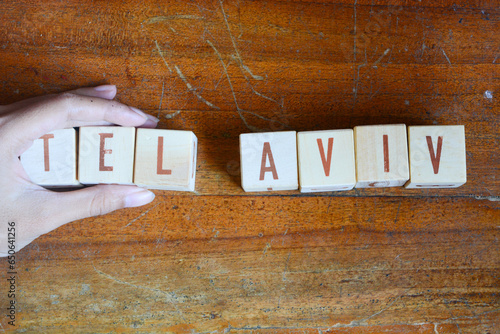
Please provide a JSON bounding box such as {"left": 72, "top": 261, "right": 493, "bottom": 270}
{"left": 93, "top": 85, "right": 117, "bottom": 99}
{"left": 124, "top": 189, "right": 156, "bottom": 208}
{"left": 128, "top": 107, "right": 160, "bottom": 128}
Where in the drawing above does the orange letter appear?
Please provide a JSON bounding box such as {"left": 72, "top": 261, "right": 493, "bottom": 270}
{"left": 99, "top": 133, "right": 113, "bottom": 171}
{"left": 259, "top": 142, "right": 278, "bottom": 180}
{"left": 426, "top": 136, "right": 443, "bottom": 174}
{"left": 157, "top": 136, "right": 172, "bottom": 175}
{"left": 383, "top": 134, "right": 389, "bottom": 172}
{"left": 40, "top": 134, "right": 54, "bottom": 171}
{"left": 317, "top": 138, "right": 334, "bottom": 177}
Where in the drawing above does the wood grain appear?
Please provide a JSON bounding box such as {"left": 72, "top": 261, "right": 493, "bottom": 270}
{"left": 0, "top": 0, "right": 498, "bottom": 332}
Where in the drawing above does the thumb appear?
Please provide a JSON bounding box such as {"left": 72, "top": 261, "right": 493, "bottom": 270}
{"left": 47, "top": 185, "right": 155, "bottom": 229}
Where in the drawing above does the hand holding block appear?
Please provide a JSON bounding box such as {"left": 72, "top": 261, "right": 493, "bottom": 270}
{"left": 298, "top": 129, "right": 356, "bottom": 192}
{"left": 354, "top": 124, "right": 409, "bottom": 188}
{"left": 405, "top": 125, "right": 466, "bottom": 188}
{"left": 78, "top": 127, "right": 135, "bottom": 184}
{"left": 240, "top": 131, "right": 298, "bottom": 192}
{"left": 20, "top": 128, "right": 80, "bottom": 187}
{"left": 134, "top": 129, "right": 197, "bottom": 191}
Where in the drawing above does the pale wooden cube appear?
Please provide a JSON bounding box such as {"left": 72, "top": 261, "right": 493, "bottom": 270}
{"left": 297, "top": 129, "right": 356, "bottom": 192}
{"left": 354, "top": 124, "right": 409, "bottom": 188}
{"left": 134, "top": 129, "right": 197, "bottom": 191}
{"left": 78, "top": 126, "right": 135, "bottom": 184}
{"left": 240, "top": 131, "right": 298, "bottom": 192}
{"left": 405, "top": 125, "right": 466, "bottom": 188}
{"left": 20, "top": 128, "right": 80, "bottom": 187}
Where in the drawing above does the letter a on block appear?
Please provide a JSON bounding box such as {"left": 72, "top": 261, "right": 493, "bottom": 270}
{"left": 134, "top": 129, "right": 197, "bottom": 191}
{"left": 240, "top": 131, "right": 298, "bottom": 192}
{"left": 78, "top": 127, "right": 135, "bottom": 184}
{"left": 297, "top": 129, "right": 356, "bottom": 192}
{"left": 405, "top": 125, "right": 466, "bottom": 188}
{"left": 260, "top": 142, "right": 279, "bottom": 180}
{"left": 354, "top": 124, "right": 409, "bottom": 188}
{"left": 21, "top": 129, "right": 80, "bottom": 187}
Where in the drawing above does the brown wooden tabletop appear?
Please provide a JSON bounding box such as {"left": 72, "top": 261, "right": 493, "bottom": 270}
{"left": 0, "top": 0, "right": 499, "bottom": 333}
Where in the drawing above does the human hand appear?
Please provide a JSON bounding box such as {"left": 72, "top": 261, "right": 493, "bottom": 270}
{"left": 0, "top": 85, "right": 158, "bottom": 257}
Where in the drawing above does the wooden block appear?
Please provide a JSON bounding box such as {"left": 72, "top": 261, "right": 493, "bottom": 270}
{"left": 240, "top": 131, "right": 298, "bottom": 192}
{"left": 134, "top": 129, "right": 197, "bottom": 191}
{"left": 78, "top": 126, "right": 135, "bottom": 184}
{"left": 405, "top": 125, "right": 466, "bottom": 188}
{"left": 297, "top": 129, "right": 356, "bottom": 192}
{"left": 20, "top": 128, "right": 80, "bottom": 187}
{"left": 354, "top": 124, "right": 409, "bottom": 188}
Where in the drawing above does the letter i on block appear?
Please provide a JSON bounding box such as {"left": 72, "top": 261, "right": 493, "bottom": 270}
{"left": 240, "top": 131, "right": 298, "bottom": 192}
{"left": 297, "top": 129, "right": 356, "bottom": 192}
{"left": 78, "top": 127, "right": 135, "bottom": 184}
{"left": 134, "top": 129, "right": 198, "bottom": 191}
{"left": 354, "top": 124, "right": 409, "bottom": 188}
{"left": 20, "top": 128, "right": 80, "bottom": 187}
{"left": 405, "top": 125, "right": 466, "bottom": 188}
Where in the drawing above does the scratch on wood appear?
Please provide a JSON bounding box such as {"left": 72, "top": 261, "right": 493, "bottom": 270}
{"left": 145, "top": 15, "right": 204, "bottom": 24}
{"left": 122, "top": 203, "right": 159, "bottom": 228}
{"left": 373, "top": 48, "right": 391, "bottom": 67}
{"left": 219, "top": 0, "right": 244, "bottom": 71}
{"left": 394, "top": 200, "right": 401, "bottom": 223}
{"left": 158, "top": 81, "right": 165, "bottom": 118}
{"left": 242, "top": 64, "right": 264, "bottom": 80}
{"left": 349, "top": 287, "right": 413, "bottom": 326}
{"left": 91, "top": 262, "right": 187, "bottom": 321}
{"left": 154, "top": 40, "right": 173, "bottom": 73}
{"left": 165, "top": 110, "right": 181, "bottom": 119}
{"left": 473, "top": 195, "right": 499, "bottom": 202}
{"left": 219, "top": 0, "right": 287, "bottom": 120}
{"left": 206, "top": 39, "right": 260, "bottom": 131}
{"left": 441, "top": 47, "right": 452, "bottom": 66}
{"left": 174, "top": 64, "right": 220, "bottom": 110}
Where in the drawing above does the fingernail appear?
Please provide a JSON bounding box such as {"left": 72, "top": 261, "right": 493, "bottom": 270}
{"left": 142, "top": 118, "right": 159, "bottom": 128}
{"left": 129, "top": 106, "right": 149, "bottom": 121}
{"left": 146, "top": 114, "right": 160, "bottom": 123}
{"left": 124, "top": 189, "right": 155, "bottom": 208}
{"left": 94, "top": 84, "right": 116, "bottom": 92}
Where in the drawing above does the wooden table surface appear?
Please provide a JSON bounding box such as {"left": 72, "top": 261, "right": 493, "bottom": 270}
{"left": 1, "top": 1, "right": 499, "bottom": 333}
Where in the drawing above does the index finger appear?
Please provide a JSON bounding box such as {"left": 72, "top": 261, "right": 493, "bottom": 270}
{"left": 1, "top": 92, "right": 155, "bottom": 156}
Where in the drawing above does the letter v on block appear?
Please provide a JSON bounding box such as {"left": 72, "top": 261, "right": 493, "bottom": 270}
{"left": 405, "top": 125, "right": 466, "bottom": 188}
{"left": 240, "top": 131, "right": 298, "bottom": 192}
{"left": 298, "top": 129, "right": 356, "bottom": 192}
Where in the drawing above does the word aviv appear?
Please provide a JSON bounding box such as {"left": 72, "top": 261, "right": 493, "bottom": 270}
{"left": 21, "top": 127, "right": 198, "bottom": 191}
{"left": 240, "top": 124, "right": 466, "bottom": 192}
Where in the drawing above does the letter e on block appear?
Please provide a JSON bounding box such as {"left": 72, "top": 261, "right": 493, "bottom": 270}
{"left": 405, "top": 125, "right": 466, "bottom": 188}
{"left": 354, "top": 124, "right": 409, "bottom": 188}
{"left": 78, "top": 127, "right": 135, "bottom": 184}
{"left": 21, "top": 128, "right": 80, "bottom": 187}
{"left": 240, "top": 131, "right": 298, "bottom": 192}
{"left": 297, "top": 129, "right": 356, "bottom": 192}
{"left": 134, "top": 129, "right": 198, "bottom": 191}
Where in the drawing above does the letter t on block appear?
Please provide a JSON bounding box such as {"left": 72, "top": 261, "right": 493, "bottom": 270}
{"left": 240, "top": 131, "right": 298, "bottom": 192}
{"left": 405, "top": 125, "right": 466, "bottom": 188}
{"left": 78, "top": 127, "right": 135, "bottom": 184}
{"left": 354, "top": 124, "right": 409, "bottom": 188}
{"left": 20, "top": 128, "right": 80, "bottom": 187}
{"left": 134, "top": 129, "right": 198, "bottom": 191}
